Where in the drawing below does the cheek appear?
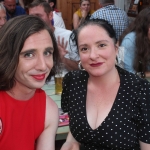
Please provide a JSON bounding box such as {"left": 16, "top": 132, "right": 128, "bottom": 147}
{"left": 105, "top": 50, "right": 116, "bottom": 60}
{"left": 79, "top": 53, "right": 89, "bottom": 65}
{"left": 46, "top": 57, "right": 53, "bottom": 69}
{"left": 17, "top": 59, "right": 36, "bottom": 73}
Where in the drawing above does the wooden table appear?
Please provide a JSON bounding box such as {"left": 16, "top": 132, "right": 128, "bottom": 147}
{"left": 42, "top": 82, "right": 69, "bottom": 140}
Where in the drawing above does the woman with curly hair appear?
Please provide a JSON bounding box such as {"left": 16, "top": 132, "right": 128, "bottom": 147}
{"left": 119, "top": 7, "right": 150, "bottom": 78}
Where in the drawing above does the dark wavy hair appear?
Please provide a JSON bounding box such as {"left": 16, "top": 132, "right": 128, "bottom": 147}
{"left": 0, "top": 15, "right": 60, "bottom": 90}
{"left": 119, "top": 7, "right": 150, "bottom": 76}
{"left": 70, "top": 18, "right": 117, "bottom": 55}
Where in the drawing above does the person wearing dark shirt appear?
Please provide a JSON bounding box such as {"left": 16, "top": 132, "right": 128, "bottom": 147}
{"left": 61, "top": 19, "right": 150, "bottom": 150}
{"left": 3, "top": 0, "right": 26, "bottom": 20}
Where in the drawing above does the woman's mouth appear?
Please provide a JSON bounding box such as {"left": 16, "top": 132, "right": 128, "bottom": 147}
{"left": 31, "top": 74, "right": 46, "bottom": 80}
{"left": 90, "top": 63, "right": 103, "bottom": 67}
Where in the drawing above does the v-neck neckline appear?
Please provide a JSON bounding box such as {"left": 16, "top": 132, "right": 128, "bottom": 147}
{"left": 83, "top": 69, "right": 122, "bottom": 131}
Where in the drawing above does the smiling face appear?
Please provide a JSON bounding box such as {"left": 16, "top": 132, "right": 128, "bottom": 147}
{"left": 15, "top": 29, "right": 54, "bottom": 91}
{"left": 78, "top": 25, "right": 118, "bottom": 77}
{"left": 80, "top": 0, "right": 90, "bottom": 12}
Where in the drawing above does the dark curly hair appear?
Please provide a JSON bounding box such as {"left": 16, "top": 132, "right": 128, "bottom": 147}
{"left": 119, "top": 7, "right": 150, "bottom": 77}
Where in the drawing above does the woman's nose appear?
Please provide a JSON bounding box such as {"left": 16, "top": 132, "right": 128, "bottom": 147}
{"left": 36, "top": 55, "right": 47, "bottom": 71}
{"left": 89, "top": 48, "right": 99, "bottom": 59}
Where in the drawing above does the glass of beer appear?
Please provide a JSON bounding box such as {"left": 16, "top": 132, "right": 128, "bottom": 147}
{"left": 55, "top": 63, "right": 67, "bottom": 95}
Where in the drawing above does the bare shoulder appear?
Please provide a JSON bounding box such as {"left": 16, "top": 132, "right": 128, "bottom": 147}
{"left": 73, "top": 12, "right": 79, "bottom": 19}
{"left": 46, "top": 95, "right": 58, "bottom": 110}
{"left": 45, "top": 95, "right": 59, "bottom": 128}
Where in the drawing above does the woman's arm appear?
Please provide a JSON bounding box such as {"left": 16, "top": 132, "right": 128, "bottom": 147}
{"left": 140, "top": 141, "right": 150, "bottom": 150}
{"left": 145, "top": 71, "right": 150, "bottom": 78}
{"left": 73, "top": 13, "right": 80, "bottom": 29}
{"left": 36, "top": 95, "right": 59, "bottom": 150}
{"left": 61, "top": 131, "right": 80, "bottom": 150}
{"left": 73, "top": 10, "right": 89, "bottom": 29}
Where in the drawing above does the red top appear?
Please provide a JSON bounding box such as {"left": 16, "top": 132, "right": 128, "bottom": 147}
{"left": 0, "top": 89, "right": 46, "bottom": 150}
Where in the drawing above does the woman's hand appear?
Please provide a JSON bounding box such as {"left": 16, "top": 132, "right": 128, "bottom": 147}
{"left": 60, "top": 141, "right": 80, "bottom": 150}
{"left": 81, "top": 9, "right": 88, "bottom": 18}
{"left": 57, "top": 36, "right": 68, "bottom": 62}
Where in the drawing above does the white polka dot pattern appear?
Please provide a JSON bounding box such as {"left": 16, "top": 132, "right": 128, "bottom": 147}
{"left": 61, "top": 66, "right": 150, "bottom": 150}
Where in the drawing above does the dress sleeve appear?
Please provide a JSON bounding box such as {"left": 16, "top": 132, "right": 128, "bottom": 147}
{"left": 135, "top": 79, "right": 150, "bottom": 143}
{"left": 61, "top": 72, "right": 71, "bottom": 112}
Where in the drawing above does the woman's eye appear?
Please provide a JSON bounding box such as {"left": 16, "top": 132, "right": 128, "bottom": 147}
{"left": 44, "top": 51, "right": 53, "bottom": 56}
{"left": 81, "top": 47, "right": 88, "bottom": 51}
{"left": 99, "top": 44, "right": 106, "bottom": 47}
{"left": 24, "top": 53, "right": 34, "bottom": 58}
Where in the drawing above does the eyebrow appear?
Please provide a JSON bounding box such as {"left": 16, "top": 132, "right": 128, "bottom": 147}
{"left": 79, "top": 40, "right": 109, "bottom": 47}
{"left": 45, "top": 47, "right": 54, "bottom": 52}
{"left": 20, "top": 47, "right": 54, "bottom": 55}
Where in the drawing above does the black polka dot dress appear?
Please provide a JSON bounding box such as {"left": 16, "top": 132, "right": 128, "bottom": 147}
{"left": 61, "top": 66, "right": 150, "bottom": 150}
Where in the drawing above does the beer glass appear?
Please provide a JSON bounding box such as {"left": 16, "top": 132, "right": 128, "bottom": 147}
{"left": 55, "top": 63, "right": 67, "bottom": 95}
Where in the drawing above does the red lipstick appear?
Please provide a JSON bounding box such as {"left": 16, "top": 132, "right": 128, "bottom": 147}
{"left": 90, "top": 63, "right": 103, "bottom": 67}
{"left": 32, "top": 74, "right": 46, "bottom": 80}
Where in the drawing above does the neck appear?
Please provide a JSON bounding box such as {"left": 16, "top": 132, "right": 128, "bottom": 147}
{"left": 6, "top": 83, "right": 36, "bottom": 101}
{"left": 88, "top": 66, "right": 119, "bottom": 89}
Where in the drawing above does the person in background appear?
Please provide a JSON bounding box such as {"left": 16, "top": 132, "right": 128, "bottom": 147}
{"left": 3, "top": 0, "right": 26, "bottom": 20}
{"left": 0, "top": 15, "right": 59, "bottom": 150}
{"left": 90, "top": 0, "right": 128, "bottom": 40}
{"left": 61, "top": 19, "right": 150, "bottom": 150}
{"left": 28, "top": 0, "right": 80, "bottom": 71}
{"left": 119, "top": 7, "right": 150, "bottom": 78}
{"left": 17, "top": 0, "right": 25, "bottom": 8}
{"left": 73, "top": 0, "right": 94, "bottom": 29}
{"left": 48, "top": 0, "right": 66, "bottom": 29}
{"left": 0, "top": 3, "right": 7, "bottom": 28}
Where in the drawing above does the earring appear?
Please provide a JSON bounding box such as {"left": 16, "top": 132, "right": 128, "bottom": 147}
{"left": 78, "top": 61, "right": 85, "bottom": 70}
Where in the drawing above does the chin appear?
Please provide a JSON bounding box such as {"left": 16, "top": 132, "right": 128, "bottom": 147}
{"left": 89, "top": 72, "right": 103, "bottom": 77}
{"left": 31, "top": 81, "right": 46, "bottom": 89}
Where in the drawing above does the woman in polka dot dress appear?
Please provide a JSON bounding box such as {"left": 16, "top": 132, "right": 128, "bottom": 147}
{"left": 60, "top": 19, "right": 150, "bottom": 150}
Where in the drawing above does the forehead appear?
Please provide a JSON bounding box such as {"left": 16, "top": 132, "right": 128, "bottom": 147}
{"left": 5, "top": 0, "right": 16, "bottom": 4}
{"left": 81, "top": 0, "right": 90, "bottom": 4}
{"left": 21, "top": 29, "right": 53, "bottom": 51}
{"left": 29, "top": 6, "right": 45, "bottom": 15}
{"left": 78, "top": 24, "right": 113, "bottom": 43}
{"left": 79, "top": 24, "right": 108, "bottom": 35}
